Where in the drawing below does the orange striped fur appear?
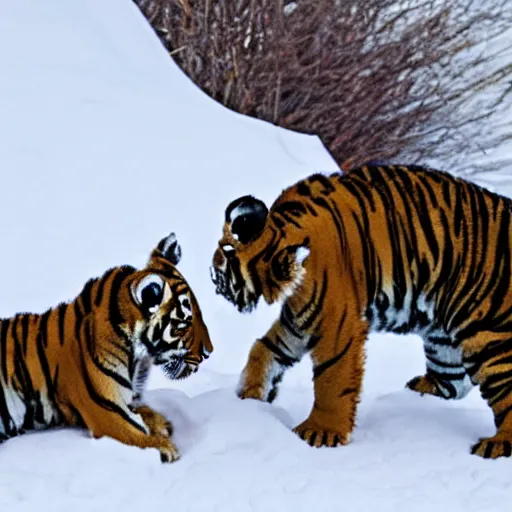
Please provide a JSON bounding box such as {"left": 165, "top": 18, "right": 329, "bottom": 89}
{"left": 0, "top": 233, "right": 213, "bottom": 462}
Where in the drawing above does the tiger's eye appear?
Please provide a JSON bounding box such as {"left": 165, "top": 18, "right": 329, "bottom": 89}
{"left": 141, "top": 282, "right": 163, "bottom": 310}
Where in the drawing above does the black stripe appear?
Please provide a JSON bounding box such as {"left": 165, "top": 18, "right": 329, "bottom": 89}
{"left": 488, "top": 353, "right": 512, "bottom": 369}
{"left": 81, "top": 318, "right": 132, "bottom": 390}
{"left": 308, "top": 174, "right": 336, "bottom": 194}
{"left": 0, "top": 384, "right": 15, "bottom": 436}
{"left": 74, "top": 299, "right": 83, "bottom": 341}
{"left": 484, "top": 442, "right": 494, "bottom": 458}
{"left": 300, "top": 270, "right": 328, "bottom": 332}
{"left": 20, "top": 314, "right": 30, "bottom": 354}
{"left": 263, "top": 229, "right": 284, "bottom": 263}
{"left": 441, "top": 180, "right": 451, "bottom": 208}
{"left": 65, "top": 402, "right": 86, "bottom": 428}
{"left": 38, "top": 309, "right": 51, "bottom": 348}
{"left": 297, "top": 182, "right": 311, "bottom": 196}
{"left": 273, "top": 201, "right": 308, "bottom": 217}
{"left": 36, "top": 322, "right": 55, "bottom": 406}
{"left": 434, "top": 209, "right": 456, "bottom": 317}
{"left": 306, "top": 335, "right": 321, "bottom": 350}
{"left": 272, "top": 211, "right": 302, "bottom": 229}
{"left": 80, "top": 278, "right": 96, "bottom": 316}
{"left": 10, "top": 316, "right": 22, "bottom": 383}
{"left": 57, "top": 302, "right": 67, "bottom": 346}
{"left": 425, "top": 354, "right": 462, "bottom": 369}
{"left": 95, "top": 267, "right": 116, "bottom": 306}
{"left": 313, "top": 339, "right": 353, "bottom": 379}
{"left": 343, "top": 177, "right": 376, "bottom": 213}
{"left": 480, "top": 369, "right": 512, "bottom": 393}
{"left": 280, "top": 304, "right": 302, "bottom": 339}
{"left": 486, "top": 381, "right": 512, "bottom": 406}
{"left": 109, "top": 266, "right": 136, "bottom": 339}
{"left": 431, "top": 377, "right": 457, "bottom": 398}
{"left": 103, "top": 346, "right": 130, "bottom": 367}
{"left": 274, "top": 333, "right": 294, "bottom": 357}
{"left": 259, "top": 337, "right": 298, "bottom": 367}
{"left": 339, "top": 387, "right": 357, "bottom": 397}
{"left": 421, "top": 176, "right": 439, "bottom": 209}
{"left": 463, "top": 339, "right": 508, "bottom": 366}
{"left": 334, "top": 308, "right": 348, "bottom": 351}
{"left": 495, "top": 405, "right": 512, "bottom": 427}
{"left": 426, "top": 335, "right": 453, "bottom": 346}
{"left": 428, "top": 369, "right": 467, "bottom": 381}
{"left": 13, "top": 335, "right": 35, "bottom": 426}
{"left": 296, "top": 280, "right": 317, "bottom": 319}
{"left": 0, "top": 320, "right": 10, "bottom": 380}
{"left": 80, "top": 360, "right": 147, "bottom": 434}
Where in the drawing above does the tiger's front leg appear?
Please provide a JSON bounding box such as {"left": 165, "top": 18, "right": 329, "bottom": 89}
{"left": 130, "top": 404, "right": 179, "bottom": 461}
{"left": 237, "top": 315, "right": 307, "bottom": 403}
{"left": 294, "top": 312, "right": 368, "bottom": 448}
{"left": 69, "top": 318, "right": 180, "bottom": 462}
{"left": 83, "top": 401, "right": 180, "bottom": 462}
{"left": 130, "top": 404, "right": 174, "bottom": 438}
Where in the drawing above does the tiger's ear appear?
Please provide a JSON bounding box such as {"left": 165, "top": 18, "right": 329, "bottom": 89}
{"left": 295, "top": 246, "right": 310, "bottom": 266}
{"left": 268, "top": 240, "right": 310, "bottom": 302}
{"left": 272, "top": 239, "right": 310, "bottom": 282}
{"left": 225, "top": 195, "right": 268, "bottom": 244}
{"left": 151, "top": 232, "right": 182, "bottom": 265}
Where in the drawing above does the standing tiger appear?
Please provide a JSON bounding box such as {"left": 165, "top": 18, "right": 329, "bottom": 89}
{"left": 0, "top": 232, "right": 213, "bottom": 462}
{"left": 210, "top": 163, "right": 512, "bottom": 459}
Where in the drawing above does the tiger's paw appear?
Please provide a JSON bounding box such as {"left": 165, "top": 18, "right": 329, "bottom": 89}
{"left": 236, "top": 371, "right": 270, "bottom": 402}
{"left": 132, "top": 405, "right": 173, "bottom": 438}
{"left": 405, "top": 375, "right": 443, "bottom": 397}
{"left": 471, "top": 435, "right": 512, "bottom": 459}
{"left": 236, "top": 384, "right": 268, "bottom": 402}
{"left": 157, "top": 437, "right": 181, "bottom": 463}
{"left": 293, "top": 420, "right": 349, "bottom": 448}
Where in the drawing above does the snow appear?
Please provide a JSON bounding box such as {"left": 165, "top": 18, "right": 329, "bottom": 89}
{"left": 0, "top": 1, "right": 510, "bottom": 511}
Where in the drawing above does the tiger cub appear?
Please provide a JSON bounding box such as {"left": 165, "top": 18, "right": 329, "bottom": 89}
{"left": 0, "top": 232, "right": 213, "bottom": 462}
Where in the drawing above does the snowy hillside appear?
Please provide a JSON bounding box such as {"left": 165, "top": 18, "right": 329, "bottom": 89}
{"left": 0, "top": 2, "right": 510, "bottom": 511}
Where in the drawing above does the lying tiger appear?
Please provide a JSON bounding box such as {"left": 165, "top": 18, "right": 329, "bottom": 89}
{"left": 211, "top": 163, "right": 512, "bottom": 459}
{"left": 0, "top": 232, "right": 213, "bottom": 462}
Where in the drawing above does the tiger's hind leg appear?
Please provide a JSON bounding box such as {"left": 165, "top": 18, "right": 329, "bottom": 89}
{"left": 406, "top": 334, "right": 473, "bottom": 400}
{"left": 462, "top": 332, "right": 512, "bottom": 459}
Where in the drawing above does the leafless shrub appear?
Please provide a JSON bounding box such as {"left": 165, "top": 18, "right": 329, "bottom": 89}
{"left": 134, "top": 0, "right": 512, "bottom": 174}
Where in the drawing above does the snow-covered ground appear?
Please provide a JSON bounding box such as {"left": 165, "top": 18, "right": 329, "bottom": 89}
{"left": 0, "top": 2, "right": 510, "bottom": 511}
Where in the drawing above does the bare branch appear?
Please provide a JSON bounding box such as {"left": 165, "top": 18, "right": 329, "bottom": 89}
{"left": 133, "top": 0, "right": 512, "bottom": 174}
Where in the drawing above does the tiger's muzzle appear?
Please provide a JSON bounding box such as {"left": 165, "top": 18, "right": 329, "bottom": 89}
{"left": 210, "top": 265, "right": 259, "bottom": 313}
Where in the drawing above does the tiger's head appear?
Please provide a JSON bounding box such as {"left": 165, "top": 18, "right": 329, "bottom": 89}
{"left": 119, "top": 233, "right": 213, "bottom": 380}
{"left": 210, "top": 195, "right": 310, "bottom": 313}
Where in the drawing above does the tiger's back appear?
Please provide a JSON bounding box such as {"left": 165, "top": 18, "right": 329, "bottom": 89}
{"left": 303, "top": 164, "right": 512, "bottom": 339}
